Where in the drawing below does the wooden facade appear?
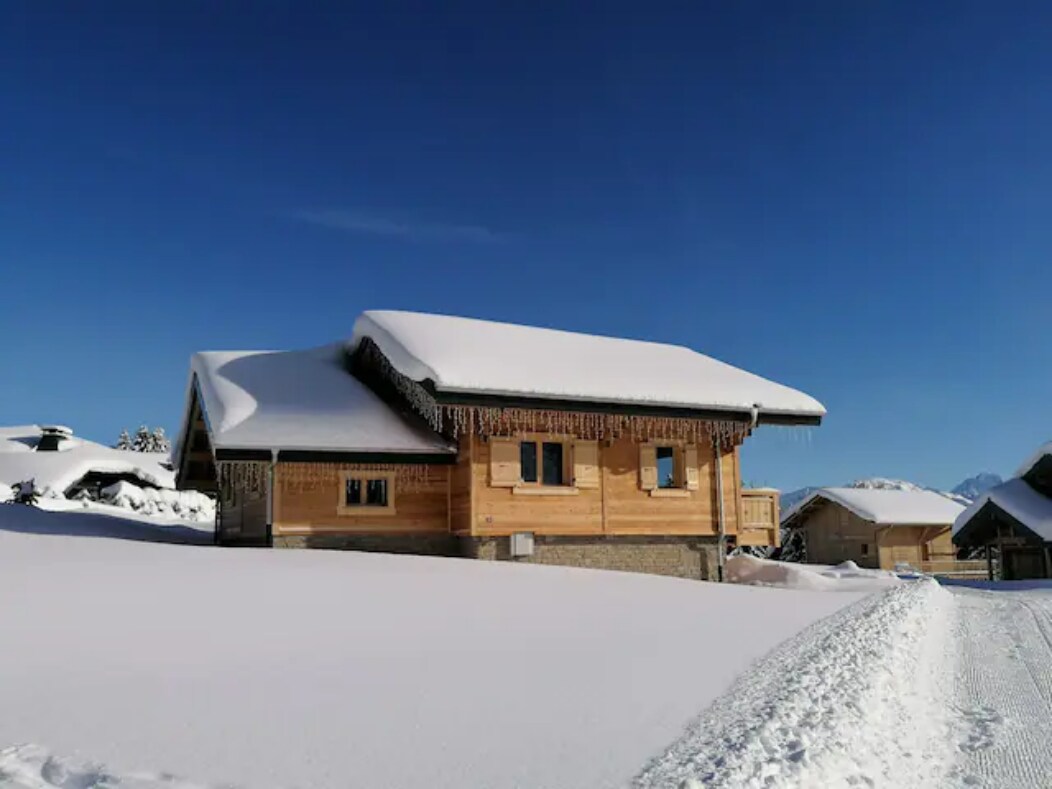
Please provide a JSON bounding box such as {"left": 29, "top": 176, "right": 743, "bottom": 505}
{"left": 791, "top": 498, "right": 959, "bottom": 572}
{"left": 257, "top": 433, "right": 770, "bottom": 545}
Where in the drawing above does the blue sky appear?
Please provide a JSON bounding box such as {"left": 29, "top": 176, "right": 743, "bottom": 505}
{"left": 2, "top": 1, "right": 1050, "bottom": 492}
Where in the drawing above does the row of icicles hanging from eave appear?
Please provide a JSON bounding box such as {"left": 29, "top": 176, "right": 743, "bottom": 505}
{"left": 438, "top": 405, "right": 749, "bottom": 447}
{"left": 217, "top": 460, "right": 437, "bottom": 497}
{"left": 357, "top": 336, "right": 750, "bottom": 449}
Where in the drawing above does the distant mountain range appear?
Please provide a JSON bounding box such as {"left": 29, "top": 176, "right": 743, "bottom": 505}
{"left": 779, "top": 473, "right": 1004, "bottom": 517}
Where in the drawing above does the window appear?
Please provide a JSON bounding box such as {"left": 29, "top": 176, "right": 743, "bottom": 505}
{"left": 518, "top": 439, "right": 567, "bottom": 486}
{"left": 656, "top": 446, "right": 676, "bottom": 488}
{"left": 861, "top": 543, "right": 869, "bottom": 556}
{"left": 521, "top": 441, "right": 538, "bottom": 483}
{"left": 542, "top": 442, "right": 564, "bottom": 486}
{"left": 339, "top": 471, "right": 396, "bottom": 514}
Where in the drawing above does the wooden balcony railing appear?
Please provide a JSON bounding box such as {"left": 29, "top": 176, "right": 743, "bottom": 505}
{"left": 918, "top": 560, "right": 989, "bottom": 578}
{"left": 739, "top": 488, "right": 780, "bottom": 547}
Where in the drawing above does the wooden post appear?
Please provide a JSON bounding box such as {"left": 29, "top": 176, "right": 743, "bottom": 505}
{"left": 986, "top": 544, "right": 993, "bottom": 581}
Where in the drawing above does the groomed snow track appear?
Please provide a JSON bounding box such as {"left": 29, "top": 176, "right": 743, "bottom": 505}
{"left": 636, "top": 583, "right": 1052, "bottom": 789}
{"left": 635, "top": 581, "right": 958, "bottom": 788}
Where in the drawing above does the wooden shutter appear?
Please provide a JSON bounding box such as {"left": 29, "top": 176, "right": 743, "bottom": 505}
{"left": 639, "top": 445, "right": 657, "bottom": 490}
{"left": 489, "top": 438, "right": 521, "bottom": 487}
{"left": 573, "top": 441, "right": 600, "bottom": 489}
{"left": 684, "top": 445, "right": 700, "bottom": 490}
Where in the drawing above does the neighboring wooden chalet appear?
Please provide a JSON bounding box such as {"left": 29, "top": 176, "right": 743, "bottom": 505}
{"left": 781, "top": 487, "right": 971, "bottom": 574}
{"left": 953, "top": 443, "right": 1052, "bottom": 580}
{"left": 174, "top": 310, "right": 823, "bottom": 580}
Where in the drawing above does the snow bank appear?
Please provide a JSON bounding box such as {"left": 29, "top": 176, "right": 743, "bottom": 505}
{"left": 351, "top": 309, "right": 826, "bottom": 420}
{"left": 0, "top": 509, "right": 862, "bottom": 789}
{"left": 100, "top": 480, "right": 215, "bottom": 522}
{"left": 635, "top": 580, "right": 957, "bottom": 788}
{"left": 726, "top": 555, "right": 902, "bottom": 591}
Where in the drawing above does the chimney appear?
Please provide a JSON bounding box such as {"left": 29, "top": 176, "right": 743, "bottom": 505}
{"left": 37, "top": 425, "right": 73, "bottom": 452}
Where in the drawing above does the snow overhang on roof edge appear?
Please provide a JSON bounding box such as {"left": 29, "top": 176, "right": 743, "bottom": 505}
{"left": 349, "top": 312, "right": 825, "bottom": 426}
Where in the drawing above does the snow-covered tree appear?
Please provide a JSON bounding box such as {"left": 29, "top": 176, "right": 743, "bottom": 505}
{"left": 132, "top": 425, "right": 151, "bottom": 453}
{"left": 149, "top": 427, "right": 171, "bottom": 453}
{"left": 114, "top": 429, "right": 133, "bottom": 450}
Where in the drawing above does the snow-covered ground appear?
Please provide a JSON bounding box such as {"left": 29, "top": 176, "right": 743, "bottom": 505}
{"left": 3, "top": 506, "right": 1049, "bottom": 788}
{"left": 0, "top": 504, "right": 861, "bottom": 789}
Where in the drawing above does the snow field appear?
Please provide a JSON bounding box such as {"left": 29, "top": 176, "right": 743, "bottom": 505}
{"left": 0, "top": 509, "right": 862, "bottom": 789}
{"left": 635, "top": 580, "right": 958, "bottom": 788}
{"left": 0, "top": 744, "right": 208, "bottom": 789}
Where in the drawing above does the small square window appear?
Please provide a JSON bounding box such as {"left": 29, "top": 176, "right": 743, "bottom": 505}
{"left": 340, "top": 472, "right": 396, "bottom": 514}
{"left": 656, "top": 446, "right": 676, "bottom": 488}
{"left": 520, "top": 442, "right": 538, "bottom": 483}
{"left": 542, "top": 442, "right": 564, "bottom": 486}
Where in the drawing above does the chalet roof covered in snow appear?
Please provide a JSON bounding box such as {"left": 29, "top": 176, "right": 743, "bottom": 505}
{"left": 953, "top": 478, "right": 1052, "bottom": 543}
{"left": 0, "top": 425, "right": 173, "bottom": 497}
{"left": 350, "top": 310, "right": 825, "bottom": 424}
{"left": 184, "top": 344, "right": 454, "bottom": 458}
{"left": 1017, "top": 441, "right": 1052, "bottom": 479}
{"left": 782, "top": 487, "right": 966, "bottom": 527}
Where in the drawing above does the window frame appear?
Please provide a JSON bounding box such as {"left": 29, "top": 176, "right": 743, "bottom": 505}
{"left": 337, "top": 470, "right": 397, "bottom": 516}
{"left": 516, "top": 434, "right": 571, "bottom": 489}
{"left": 643, "top": 441, "right": 693, "bottom": 498}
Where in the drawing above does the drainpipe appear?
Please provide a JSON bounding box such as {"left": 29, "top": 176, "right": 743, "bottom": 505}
{"left": 266, "top": 450, "right": 278, "bottom": 547}
{"left": 714, "top": 437, "right": 726, "bottom": 582}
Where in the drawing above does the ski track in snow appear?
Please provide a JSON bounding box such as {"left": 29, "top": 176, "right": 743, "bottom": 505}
{"left": 634, "top": 580, "right": 959, "bottom": 788}
{"left": 949, "top": 589, "right": 1052, "bottom": 789}
{"left": 636, "top": 584, "right": 1052, "bottom": 789}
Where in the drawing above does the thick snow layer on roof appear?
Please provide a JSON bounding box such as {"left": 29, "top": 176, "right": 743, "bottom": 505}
{"left": 0, "top": 426, "right": 173, "bottom": 496}
{"left": 1016, "top": 441, "right": 1052, "bottom": 478}
{"left": 782, "top": 486, "right": 965, "bottom": 526}
{"left": 189, "top": 344, "right": 453, "bottom": 454}
{"left": 350, "top": 310, "right": 826, "bottom": 419}
{"left": 953, "top": 478, "right": 1052, "bottom": 541}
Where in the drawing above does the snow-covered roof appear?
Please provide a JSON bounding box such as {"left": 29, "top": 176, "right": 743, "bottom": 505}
{"left": 186, "top": 343, "right": 454, "bottom": 456}
{"left": 1016, "top": 441, "right": 1052, "bottom": 479}
{"left": 350, "top": 310, "right": 825, "bottom": 422}
{"left": 0, "top": 425, "right": 173, "bottom": 496}
{"left": 953, "top": 478, "right": 1052, "bottom": 542}
{"left": 782, "top": 487, "right": 965, "bottom": 527}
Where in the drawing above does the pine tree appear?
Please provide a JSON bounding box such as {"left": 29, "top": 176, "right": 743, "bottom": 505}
{"left": 149, "top": 427, "right": 171, "bottom": 453}
{"left": 115, "top": 429, "right": 133, "bottom": 451}
{"left": 132, "top": 425, "right": 151, "bottom": 453}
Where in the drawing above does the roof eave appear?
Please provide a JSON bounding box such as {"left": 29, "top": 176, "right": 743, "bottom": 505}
{"left": 426, "top": 385, "right": 823, "bottom": 426}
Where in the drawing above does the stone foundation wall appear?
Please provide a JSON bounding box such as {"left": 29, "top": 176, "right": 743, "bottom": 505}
{"left": 462, "top": 535, "right": 720, "bottom": 581}
{"left": 272, "top": 532, "right": 719, "bottom": 580}
{"left": 273, "top": 533, "right": 460, "bottom": 556}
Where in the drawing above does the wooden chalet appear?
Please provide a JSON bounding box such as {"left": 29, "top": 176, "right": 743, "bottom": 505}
{"left": 174, "top": 310, "right": 824, "bottom": 580}
{"left": 953, "top": 443, "right": 1052, "bottom": 580}
{"left": 780, "top": 487, "right": 980, "bottom": 575}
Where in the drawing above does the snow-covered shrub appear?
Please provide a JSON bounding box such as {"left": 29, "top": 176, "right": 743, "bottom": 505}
{"left": 11, "top": 479, "right": 40, "bottom": 505}
{"left": 99, "top": 480, "right": 215, "bottom": 522}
